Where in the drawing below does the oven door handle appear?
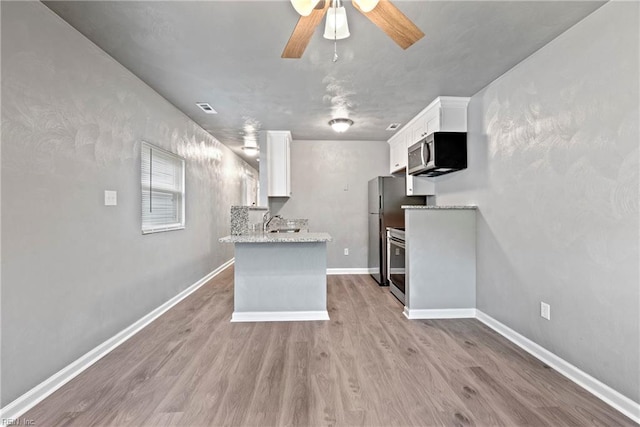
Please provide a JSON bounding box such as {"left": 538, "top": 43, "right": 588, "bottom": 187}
{"left": 389, "top": 238, "right": 405, "bottom": 249}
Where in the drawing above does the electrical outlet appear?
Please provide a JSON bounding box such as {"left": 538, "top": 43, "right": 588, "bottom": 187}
{"left": 104, "top": 190, "right": 117, "bottom": 206}
{"left": 540, "top": 302, "right": 551, "bottom": 320}
{"left": 344, "top": 248, "right": 349, "bottom": 256}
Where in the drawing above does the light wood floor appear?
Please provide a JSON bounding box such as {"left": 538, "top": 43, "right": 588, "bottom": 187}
{"left": 25, "top": 267, "right": 635, "bottom": 426}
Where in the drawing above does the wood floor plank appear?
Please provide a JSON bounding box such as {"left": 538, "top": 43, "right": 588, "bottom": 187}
{"left": 207, "top": 323, "right": 270, "bottom": 426}
{"left": 22, "top": 268, "right": 637, "bottom": 426}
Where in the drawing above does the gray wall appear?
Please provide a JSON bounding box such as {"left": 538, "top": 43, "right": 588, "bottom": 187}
{"left": 436, "top": 2, "right": 639, "bottom": 402}
{"left": 269, "top": 139, "right": 389, "bottom": 269}
{"left": 1, "top": 2, "right": 256, "bottom": 406}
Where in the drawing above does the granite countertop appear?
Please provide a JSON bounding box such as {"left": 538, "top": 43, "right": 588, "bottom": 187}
{"left": 402, "top": 205, "right": 478, "bottom": 210}
{"left": 220, "top": 232, "right": 332, "bottom": 243}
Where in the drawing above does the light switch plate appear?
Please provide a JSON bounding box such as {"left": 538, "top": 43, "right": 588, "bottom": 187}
{"left": 104, "top": 190, "right": 117, "bottom": 206}
{"left": 540, "top": 302, "right": 551, "bottom": 320}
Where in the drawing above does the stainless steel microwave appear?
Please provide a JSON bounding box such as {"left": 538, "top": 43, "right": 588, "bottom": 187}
{"left": 407, "top": 132, "right": 467, "bottom": 176}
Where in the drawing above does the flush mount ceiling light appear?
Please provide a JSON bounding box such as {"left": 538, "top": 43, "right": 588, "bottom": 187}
{"left": 241, "top": 134, "right": 259, "bottom": 156}
{"left": 241, "top": 146, "right": 259, "bottom": 156}
{"left": 329, "top": 118, "right": 354, "bottom": 133}
{"left": 283, "top": 0, "right": 423, "bottom": 59}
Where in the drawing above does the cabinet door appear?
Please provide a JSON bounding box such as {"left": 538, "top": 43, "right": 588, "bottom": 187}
{"left": 412, "top": 118, "right": 427, "bottom": 144}
{"left": 396, "top": 134, "right": 408, "bottom": 170}
{"left": 423, "top": 107, "right": 440, "bottom": 135}
{"left": 389, "top": 140, "right": 399, "bottom": 173}
{"left": 440, "top": 105, "right": 467, "bottom": 132}
{"left": 267, "top": 132, "right": 291, "bottom": 197}
{"left": 389, "top": 137, "right": 406, "bottom": 173}
{"left": 407, "top": 173, "right": 435, "bottom": 196}
{"left": 284, "top": 133, "right": 291, "bottom": 195}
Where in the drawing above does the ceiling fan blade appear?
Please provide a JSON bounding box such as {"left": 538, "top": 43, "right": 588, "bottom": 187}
{"left": 282, "top": 1, "right": 330, "bottom": 59}
{"left": 352, "top": 0, "right": 424, "bottom": 49}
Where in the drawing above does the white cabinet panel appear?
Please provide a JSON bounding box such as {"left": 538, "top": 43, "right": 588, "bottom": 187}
{"left": 410, "top": 120, "right": 426, "bottom": 147}
{"left": 412, "top": 108, "right": 438, "bottom": 144}
{"left": 389, "top": 140, "right": 398, "bottom": 172}
{"left": 259, "top": 131, "right": 291, "bottom": 205}
{"left": 406, "top": 172, "right": 435, "bottom": 196}
{"left": 267, "top": 131, "right": 291, "bottom": 197}
{"left": 389, "top": 134, "right": 407, "bottom": 173}
{"left": 425, "top": 111, "right": 439, "bottom": 135}
{"left": 439, "top": 100, "right": 468, "bottom": 132}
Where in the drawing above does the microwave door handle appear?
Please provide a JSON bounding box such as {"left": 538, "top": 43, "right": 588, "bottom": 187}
{"left": 423, "top": 141, "right": 431, "bottom": 165}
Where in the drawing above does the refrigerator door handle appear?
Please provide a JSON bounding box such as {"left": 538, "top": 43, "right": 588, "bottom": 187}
{"left": 379, "top": 195, "right": 382, "bottom": 210}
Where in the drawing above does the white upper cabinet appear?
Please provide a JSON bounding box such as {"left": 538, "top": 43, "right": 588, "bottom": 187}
{"left": 406, "top": 96, "right": 470, "bottom": 149}
{"left": 388, "top": 132, "right": 407, "bottom": 173}
{"left": 268, "top": 131, "right": 291, "bottom": 197}
{"left": 387, "top": 96, "right": 470, "bottom": 192}
{"left": 259, "top": 131, "right": 291, "bottom": 205}
{"left": 436, "top": 96, "right": 469, "bottom": 133}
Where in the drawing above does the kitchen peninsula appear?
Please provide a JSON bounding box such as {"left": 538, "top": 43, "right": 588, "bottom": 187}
{"left": 219, "top": 232, "right": 332, "bottom": 322}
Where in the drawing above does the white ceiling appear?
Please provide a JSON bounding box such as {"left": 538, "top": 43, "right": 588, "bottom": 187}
{"left": 44, "top": 0, "right": 605, "bottom": 169}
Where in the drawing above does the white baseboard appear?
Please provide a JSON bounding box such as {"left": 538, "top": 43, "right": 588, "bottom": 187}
{"left": 326, "top": 268, "right": 370, "bottom": 275}
{"left": 476, "top": 310, "right": 640, "bottom": 424}
{"left": 403, "top": 307, "right": 477, "bottom": 319}
{"left": 0, "top": 258, "right": 235, "bottom": 421}
{"left": 231, "top": 311, "right": 330, "bottom": 322}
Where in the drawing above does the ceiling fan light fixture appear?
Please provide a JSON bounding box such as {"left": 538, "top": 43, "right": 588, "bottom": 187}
{"left": 290, "top": 0, "right": 321, "bottom": 16}
{"left": 329, "top": 118, "right": 354, "bottom": 133}
{"left": 353, "top": 0, "right": 379, "bottom": 13}
{"left": 323, "top": 6, "right": 350, "bottom": 40}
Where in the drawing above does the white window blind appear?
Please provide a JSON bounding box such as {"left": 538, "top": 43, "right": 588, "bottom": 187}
{"left": 141, "top": 142, "right": 185, "bottom": 234}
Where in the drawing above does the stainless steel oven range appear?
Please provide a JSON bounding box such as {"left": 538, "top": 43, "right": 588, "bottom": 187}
{"left": 386, "top": 227, "right": 406, "bottom": 304}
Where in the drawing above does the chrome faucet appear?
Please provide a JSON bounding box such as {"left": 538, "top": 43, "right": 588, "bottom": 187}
{"left": 263, "top": 212, "right": 281, "bottom": 232}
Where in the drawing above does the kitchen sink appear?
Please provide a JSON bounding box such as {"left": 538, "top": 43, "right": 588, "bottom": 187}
{"left": 269, "top": 228, "right": 301, "bottom": 233}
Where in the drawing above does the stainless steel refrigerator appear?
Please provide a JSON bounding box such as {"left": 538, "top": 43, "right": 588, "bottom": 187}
{"left": 368, "top": 176, "right": 425, "bottom": 285}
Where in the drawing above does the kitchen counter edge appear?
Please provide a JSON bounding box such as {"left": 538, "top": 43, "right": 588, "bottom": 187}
{"left": 402, "top": 205, "right": 477, "bottom": 210}
{"left": 219, "top": 232, "right": 333, "bottom": 243}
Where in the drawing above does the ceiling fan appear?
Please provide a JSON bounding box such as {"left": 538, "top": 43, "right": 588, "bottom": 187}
{"left": 282, "top": 0, "right": 425, "bottom": 59}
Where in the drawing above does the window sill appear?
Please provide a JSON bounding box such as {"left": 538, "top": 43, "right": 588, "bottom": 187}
{"left": 142, "top": 225, "right": 185, "bottom": 235}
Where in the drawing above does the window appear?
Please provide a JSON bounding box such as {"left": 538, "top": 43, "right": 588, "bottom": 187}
{"left": 141, "top": 142, "right": 185, "bottom": 234}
